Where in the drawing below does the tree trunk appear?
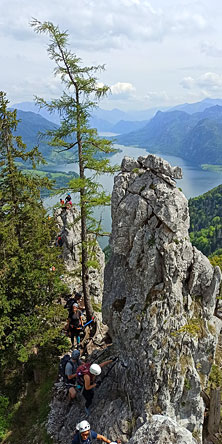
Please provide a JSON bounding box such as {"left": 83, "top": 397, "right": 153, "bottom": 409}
{"left": 76, "top": 89, "right": 93, "bottom": 321}
{"left": 208, "top": 388, "right": 221, "bottom": 436}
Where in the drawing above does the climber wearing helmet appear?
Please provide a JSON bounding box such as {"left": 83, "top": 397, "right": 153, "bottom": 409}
{"left": 76, "top": 359, "right": 113, "bottom": 416}
{"left": 65, "top": 193, "right": 72, "bottom": 203}
{"left": 65, "top": 349, "right": 82, "bottom": 400}
{"left": 72, "top": 420, "right": 121, "bottom": 444}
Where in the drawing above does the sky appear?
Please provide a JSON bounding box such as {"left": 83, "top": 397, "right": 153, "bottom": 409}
{"left": 1, "top": 0, "right": 222, "bottom": 111}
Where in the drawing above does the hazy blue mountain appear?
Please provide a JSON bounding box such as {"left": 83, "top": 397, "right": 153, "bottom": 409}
{"left": 116, "top": 110, "right": 192, "bottom": 155}
{"left": 111, "top": 119, "right": 148, "bottom": 134}
{"left": 12, "top": 100, "right": 222, "bottom": 166}
{"left": 194, "top": 104, "right": 222, "bottom": 121}
{"left": 89, "top": 116, "right": 113, "bottom": 132}
{"left": 12, "top": 109, "right": 117, "bottom": 164}
{"left": 15, "top": 110, "right": 59, "bottom": 158}
{"left": 93, "top": 106, "right": 167, "bottom": 123}
{"left": 116, "top": 105, "right": 222, "bottom": 165}
{"left": 182, "top": 118, "right": 222, "bottom": 164}
{"left": 13, "top": 101, "right": 61, "bottom": 124}
{"left": 13, "top": 101, "right": 166, "bottom": 126}
{"left": 12, "top": 109, "right": 77, "bottom": 164}
{"left": 170, "top": 98, "right": 222, "bottom": 114}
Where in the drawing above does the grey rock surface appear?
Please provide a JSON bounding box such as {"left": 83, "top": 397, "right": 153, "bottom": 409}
{"left": 103, "top": 154, "right": 222, "bottom": 442}
{"left": 55, "top": 206, "right": 104, "bottom": 304}
{"left": 128, "top": 415, "right": 197, "bottom": 444}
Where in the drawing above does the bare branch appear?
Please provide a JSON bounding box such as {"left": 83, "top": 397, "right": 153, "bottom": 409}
{"left": 56, "top": 141, "right": 78, "bottom": 152}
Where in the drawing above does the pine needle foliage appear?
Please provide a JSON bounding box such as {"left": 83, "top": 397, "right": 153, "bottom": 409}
{"left": 31, "top": 19, "right": 119, "bottom": 319}
{"left": 0, "top": 92, "right": 68, "bottom": 367}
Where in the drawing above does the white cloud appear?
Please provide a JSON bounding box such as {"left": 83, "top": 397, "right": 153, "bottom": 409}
{"left": 180, "top": 76, "right": 196, "bottom": 89}
{"left": 201, "top": 41, "right": 222, "bottom": 58}
{"left": 9, "top": 75, "right": 62, "bottom": 102}
{"left": 198, "top": 72, "right": 222, "bottom": 89}
{"left": 180, "top": 72, "right": 222, "bottom": 95}
{"left": 145, "top": 90, "right": 169, "bottom": 103}
{"left": 110, "top": 82, "right": 136, "bottom": 97}
{"left": 0, "top": 0, "right": 208, "bottom": 51}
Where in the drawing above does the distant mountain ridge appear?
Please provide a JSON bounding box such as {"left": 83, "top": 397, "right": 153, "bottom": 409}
{"left": 12, "top": 98, "right": 222, "bottom": 166}
{"left": 13, "top": 101, "right": 166, "bottom": 125}
{"left": 171, "top": 97, "right": 222, "bottom": 114}
{"left": 116, "top": 105, "right": 222, "bottom": 165}
{"left": 12, "top": 109, "right": 76, "bottom": 164}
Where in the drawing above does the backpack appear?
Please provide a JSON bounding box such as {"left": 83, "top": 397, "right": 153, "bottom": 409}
{"left": 64, "top": 297, "right": 76, "bottom": 311}
{"left": 76, "top": 362, "right": 91, "bottom": 387}
{"left": 59, "top": 354, "right": 75, "bottom": 383}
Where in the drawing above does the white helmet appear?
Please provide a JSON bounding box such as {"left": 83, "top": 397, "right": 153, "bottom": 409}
{"left": 89, "top": 363, "right": 101, "bottom": 376}
{"left": 77, "top": 421, "right": 90, "bottom": 433}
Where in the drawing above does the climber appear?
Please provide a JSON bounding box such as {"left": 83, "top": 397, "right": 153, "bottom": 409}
{"left": 76, "top": 360, "right": 113, "bottom": 416}
{"left": 73, "top": 292, "right": 85, "bottom": 312}
{"left": 66, "top": 200, "right": 73, "bottom": 209}
{"left": 65, "top": 349, "right": 82, "bottom": 400}
{"left": 67, "top": 303, "right": 83, "bottom": 348}
{"left": 65, "top": 193, "right": 72, "bottom": 203}
{"left": 57, "top": 235, "right": 63, "bottom": 247}
{"left": 60, "top": 198, "right": 65, "bottom": 206}
{"left": 72, "top": 420, "right": 121, "bottom": 444}
{"left": 65, "top": 292, "right": 82, "bottom": 312}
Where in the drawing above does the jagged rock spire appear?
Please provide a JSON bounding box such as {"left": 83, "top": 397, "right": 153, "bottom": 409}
{"left": 103, "top": 154, "right": 222, "bottom": 441}
{"left": 55, "top": 206, "right": 104, "bottom": 304}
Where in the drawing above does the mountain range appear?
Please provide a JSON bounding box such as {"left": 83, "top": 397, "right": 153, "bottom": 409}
{"left": 116, "top": 104, "right": 222, "bottom": 166}
{"left": 12, "top": 97, "right": 222, "bottom": 166}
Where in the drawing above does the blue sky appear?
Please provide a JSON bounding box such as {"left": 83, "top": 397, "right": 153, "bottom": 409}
{"left": 1, "top": 0, "right": 222, "bottom": 110}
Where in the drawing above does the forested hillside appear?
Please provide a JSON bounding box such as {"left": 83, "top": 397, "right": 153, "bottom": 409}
{"left": 116, "top": 105, "right": 222, "bottom": 166}
{"left": 189, "top": 184, "right": 222, "bottom": 256}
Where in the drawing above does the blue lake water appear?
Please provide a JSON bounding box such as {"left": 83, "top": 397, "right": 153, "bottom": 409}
{"left": 44, "top": 143, "right": 222, "bottom": 248}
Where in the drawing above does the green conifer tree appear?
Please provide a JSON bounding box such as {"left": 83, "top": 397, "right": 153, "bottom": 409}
{"left": 31, "top": 19, "right": 119, "bottom": 320}
{"left": 0, "top": 91, "right": 67, "bottom": 366}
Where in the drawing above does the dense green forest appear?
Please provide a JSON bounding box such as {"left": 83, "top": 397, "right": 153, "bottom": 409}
{"left": 189, "top": 184, "right": 222, "bottom": 257}
{"left": 0, "top": 93, "right": 70, "bottom": 441}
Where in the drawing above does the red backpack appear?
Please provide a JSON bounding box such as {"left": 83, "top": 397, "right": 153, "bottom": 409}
{"left": 76, "top": 362, "right": 91, "bottom": 387}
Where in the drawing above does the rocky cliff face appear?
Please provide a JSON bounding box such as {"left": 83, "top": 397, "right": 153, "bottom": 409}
{"left": 103, "top": 154, "right": 222, "bottom": 442}
{"left": 55, "top": 206, "right": 104, "bottom": 304}
{"left": 48, "top": 155, "right": 221, "bottom": 444}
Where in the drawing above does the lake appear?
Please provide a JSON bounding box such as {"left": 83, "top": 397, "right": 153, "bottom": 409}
{"left": 44, "top": 143, "right": 222, "bottom": 248}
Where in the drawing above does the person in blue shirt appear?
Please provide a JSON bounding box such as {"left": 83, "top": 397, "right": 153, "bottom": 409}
{"left": 72, "top": 420, "right": 120, "bottom": 444}
{"left": 65, "top": 349, "right": 82, "bottom": 400}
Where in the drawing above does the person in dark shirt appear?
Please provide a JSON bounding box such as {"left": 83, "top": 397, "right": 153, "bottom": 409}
{"left": 77, "top": 361, "right": 113, "bottom": 416}
{"left": 67, "top": 303, "right": 83, "bottom": 347}
{"left": 72, "top": 420, "right": 119, "bottom": 444}
{"left": 65, "top": 193, "right": 71, "bottom": 203}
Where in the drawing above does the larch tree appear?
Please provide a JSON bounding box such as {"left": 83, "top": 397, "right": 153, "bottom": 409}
{"left": 31, "top": 19, "right": 119, "bottom": 320}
